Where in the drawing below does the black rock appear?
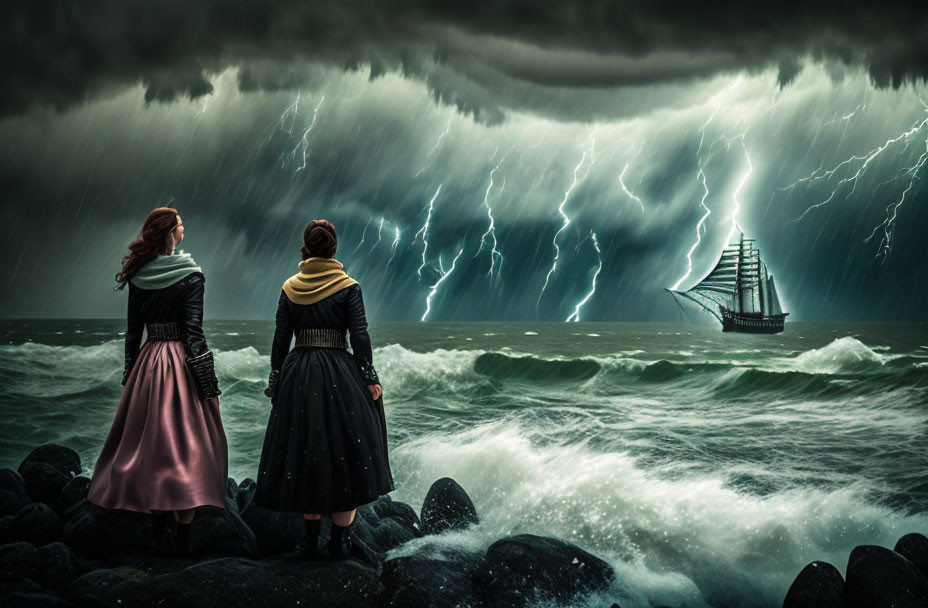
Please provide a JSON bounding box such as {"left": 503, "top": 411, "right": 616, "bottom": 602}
{"left": 53, "top": 477, "right": 90, "bottom": 516}
{"left": 62, "top": 500, "right": 150, "bottom": 557}
{"left": 0, "top": 516, "right": 13, "bottom": 545}
{"left": 64, "top": 555, "right": 381, "bottom": 608}
{"left": 0, "top": 589, "right": 76, "bottom": 607}
{"left": 0, "top": 542, "right": 40, "bottom": 582}
{"left": 36, "top": 542, "right": 84, "bottom": 591}
{"left": 0, "top": 490, "right": 30, "bottom": 519}
{"left": 370, "top": 517, "right": 418, "bottom": 552}
{"left": 420, "top": 478, "right": 479, "bottom": 535}
{"left": 372, "top": 496, "right": 422, "bottom": 536}
{"left": 0, "top": 469, "right": 28, "bottom": 498}
{"left": 894, "top": 533, "right": 928, "bottom": 581}
{"left": 18, "top": 445, "right": 81, "bottom": 478}
{"left": 20, "top": 463, "right": 70, "bottom": 506}
{"left": 381, "top": 546, "right": 488, "bottom": 608}
{"left": 482, "top": 534, "right": 616, "bottom": 608}
{"left": 8, "top": 503, "right": 63, "bottom": 546}
{"left": 357, "top": 502, "right": 381, "bottom": 527}
{"left": 190, "top": 501, "right": 258, "bottom": 557}
{"left": 240, "top": 505, "right": 303, "bottom": 556}
{"left": 845, "top": 544, "right": 928, "bottom": 608}
{"left": 237, "top": 479, "right": 257, "bottom": 514}
{"left": 782, "top": 561, "right": 847, "bottom": 608}
{"left": 225, "top": 477, "right": 238, "bottom": 507}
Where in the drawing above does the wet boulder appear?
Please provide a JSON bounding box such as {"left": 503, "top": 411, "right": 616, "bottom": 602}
{"left": 0, "top": 469, "right": 31, "bottom": 520}
{"left": 53, "top": 477, "right": 91, "bottom": 516}
{"left": 370, "top": 517, "right": 417, "bottom": 553}
{"left": 225, "top": 478, "right": 238, "bottom": 506}
{"left": 18, "top": 445, "right": 82, "bottom": 478}
{"left": 894, "top": 533, "right": 928, "bottom": 581}
{"left": 372, "top": 496, "right": 422, "bottom": 536}
{"left": 190, "top": 501, "right": 259, "bottom": 557}
{"left": 482, "top": 534, "right": 616, "bottom": 607}
{"left": 0, "top": 590, "right": 77, "bottom": 607}
{"left": 62, "top": 500, "right": 149, "bottom": 557}
{"left": 36, "top": 542, "right": 85, "bottom": 591}
{"left": 381, "top": 546, "right": 487, "bottom": 608}
{"left": 237, "top": 478, "right": 257, "bottom": 514}
{"left": 845, "top": 544, "right": 928, "bottom": 608}
{"left": 782, "top": 561, "right": 847, "bottom": 608}
{"left": 0, "top": 489, "right": 31, "bottom": 519}
{"left": 420, "top": 478, "right": 479, "bottom": 535}
{"left": 8, "top": 503, "right": 63, "bottom": 546}
{"left": 240, "top": 505, "right": 303, "bottom": 556}
{"left": 65, "top": 555, "right": 381, "bottom": 608}
{"left": 0, "top": 515, "right": 13, "bottom": 545}
{"left": 0, "top": 541, "right": 40, "bottom": 582}
{"left": 20, "top": 463, "right": 70, "bottom": 506}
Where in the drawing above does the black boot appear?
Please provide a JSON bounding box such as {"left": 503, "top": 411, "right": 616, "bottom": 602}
{"left": 173, "top": 520, "right": 193, "bottom": 558}
{"left": 150, "top": 511, "right": 176, "bottom": 556}
{"left": 300, "top": 518, "right": 323, "bottom": 561}
{"left": 327, "top": 521, "right": 349, "bottom": 561}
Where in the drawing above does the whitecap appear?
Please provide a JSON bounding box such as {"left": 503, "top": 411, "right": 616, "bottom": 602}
{"left": 790, "top": 336, "right": 888, "bottom": 374}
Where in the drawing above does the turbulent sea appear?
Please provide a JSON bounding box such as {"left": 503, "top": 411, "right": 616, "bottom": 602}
{"left": 1, "top": 320, "right": 927, "bottom": 607}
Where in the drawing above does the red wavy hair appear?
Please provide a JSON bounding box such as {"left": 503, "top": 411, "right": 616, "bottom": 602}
{"left": 115, "top": 207, "right": 179, "bottom": 289}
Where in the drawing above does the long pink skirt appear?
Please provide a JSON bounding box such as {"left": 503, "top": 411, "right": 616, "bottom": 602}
{"left": 88, "top": 340, "right": 228, "bottom": 513}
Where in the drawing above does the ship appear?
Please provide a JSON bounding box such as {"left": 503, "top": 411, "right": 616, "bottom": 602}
{"left": 667, "top": 230, "right": 788, "bottom": 334}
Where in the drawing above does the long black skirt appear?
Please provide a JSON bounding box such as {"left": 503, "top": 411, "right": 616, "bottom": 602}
{"left": 253, "top": 346, "right": 394, "bottom": 513}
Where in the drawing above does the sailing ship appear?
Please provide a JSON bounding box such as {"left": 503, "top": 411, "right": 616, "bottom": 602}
{"left": 667, "top": 231, "right": 788, "bottom": 333}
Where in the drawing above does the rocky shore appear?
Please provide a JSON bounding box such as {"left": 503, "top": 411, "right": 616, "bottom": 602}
{"left": 2, "top": 443, "right": 927, "bottom": 607}
{"left": 1, "top": 444, "right": 619, "bottom": 608}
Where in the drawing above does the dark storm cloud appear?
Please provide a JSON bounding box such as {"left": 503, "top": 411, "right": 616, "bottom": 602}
{"left": 3, "top": 1, "right": 928, "bottom": 122}
{"left": 2, "top": 62, "right": 927, "bottom": 322}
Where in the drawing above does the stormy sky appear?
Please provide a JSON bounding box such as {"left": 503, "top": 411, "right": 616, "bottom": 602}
{"left": 2, "top": 2, "right": 928, "bottom": 321}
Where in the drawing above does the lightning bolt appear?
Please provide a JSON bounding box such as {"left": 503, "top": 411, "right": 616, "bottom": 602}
{"left": 277, "top": 93, "right": 301, "bottom": 137}
{"left": 351, "top": 218, "right": 373, "bottom": 254}
{"left": 421, "top": 247, "right": 464, "bottom": 321}
{"left": 281, "top": 95, "right": 325, "bottom": 173}
{"left": 415, "top": 185, "right": 442, "bottom": 279}
{"left": 618, "top": 142, "right": 646, "bottom": 212}
{"left": 386, "top": 225, "right": 401, "bottom": 268}
{"left": 566, "top": 232, "right": 602, "bottom": 322}
{"left": 670, "top": 106, "right": 719, "bottom": 291}
{"left": 369, "top": 217, "right": 385, "bottom": 254}
{"left": 792, "top": 112, "right": 928, "bottom": 222}
{"left": 413, "top": 116, "right": 453, "bottom": 178}
{"left": 726, "top": 131, "right": 753, "bottom": 245}
{"left": 474, "top": 152, "right": 509, "bottom": 279}
{"left": 863, "top": 134, "right": 928, "bottom": 261}
{"left": 537, "top": 129, "right": 598, "bottom": 309}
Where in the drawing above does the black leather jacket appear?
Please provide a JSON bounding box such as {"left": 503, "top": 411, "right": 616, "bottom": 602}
{"left": 123, "top": 272, "right": 217, "bottom": 395}
{"left": 270, "top": 283, "right": 380, "bottom": 386}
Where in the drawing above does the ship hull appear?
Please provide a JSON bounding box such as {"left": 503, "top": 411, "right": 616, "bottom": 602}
{"left": 720, "top": 309, "right": 788, "bottom": 334}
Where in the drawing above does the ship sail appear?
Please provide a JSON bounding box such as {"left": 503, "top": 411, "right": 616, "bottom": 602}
{"left": 667, "top": 230, "right": 788, "bottom": 333}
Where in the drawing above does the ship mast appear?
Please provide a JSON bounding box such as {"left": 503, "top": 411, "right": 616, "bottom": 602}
{"left": 668, "top": 228, "right": 788, "bottom": 328}
{"left": 666, "top": 229, "right": 744, "bottom": 324}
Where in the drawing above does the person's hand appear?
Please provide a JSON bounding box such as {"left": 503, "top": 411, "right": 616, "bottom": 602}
{"left": 368, "top": 384, "right": 383, "bottom": 401}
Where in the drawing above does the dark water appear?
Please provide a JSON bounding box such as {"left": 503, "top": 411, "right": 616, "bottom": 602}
{"left": 1, "top": 320, "right": 926, "bottom": 607}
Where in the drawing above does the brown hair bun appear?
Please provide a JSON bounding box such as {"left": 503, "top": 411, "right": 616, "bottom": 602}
{"left": 301, "top": 219, "right": 337, "bottom": 259}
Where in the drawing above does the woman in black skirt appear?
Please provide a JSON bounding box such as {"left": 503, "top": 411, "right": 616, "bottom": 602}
{"left": 254, "top": 219, "right": 394, "bottom": 563}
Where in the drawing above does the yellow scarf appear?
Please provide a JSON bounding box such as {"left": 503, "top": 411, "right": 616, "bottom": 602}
{"left": 282, "top": 257, "right": 358, "bottom": 305}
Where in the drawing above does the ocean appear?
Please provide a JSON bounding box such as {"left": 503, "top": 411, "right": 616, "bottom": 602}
{"left": 1, "top": 320, "right": 926, "bottom": 607}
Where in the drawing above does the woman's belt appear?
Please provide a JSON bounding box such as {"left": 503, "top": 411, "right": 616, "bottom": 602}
{"left": 294, "top": 328, "right": 347, "bottom": 349}
{"left": 146, "top": 322, "right": 186, "bottom": 341}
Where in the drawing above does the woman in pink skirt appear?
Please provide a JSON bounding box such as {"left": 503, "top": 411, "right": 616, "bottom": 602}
{"left": 88, "top": 207, "right": 227, "bottom": 557}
